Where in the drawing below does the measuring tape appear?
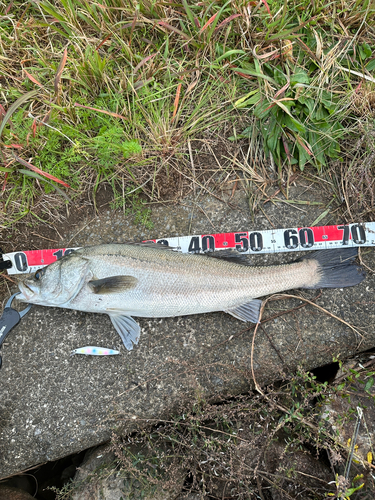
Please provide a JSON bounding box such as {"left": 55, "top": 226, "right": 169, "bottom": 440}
{"left": 1, "top": 222, "right": 374, "bottom": 275}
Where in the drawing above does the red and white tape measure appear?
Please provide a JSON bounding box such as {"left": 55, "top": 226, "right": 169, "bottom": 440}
{"left": 2, "top": 222, "right": 374, "bottom": 275}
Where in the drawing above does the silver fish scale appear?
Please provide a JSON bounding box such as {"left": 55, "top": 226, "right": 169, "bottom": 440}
{"left": 66, "top": 244, "right": 318, "bottom": 318}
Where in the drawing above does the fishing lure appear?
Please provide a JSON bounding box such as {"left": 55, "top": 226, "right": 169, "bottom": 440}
{"left": 71, "top": 346, "right": 120, "bottom": 356}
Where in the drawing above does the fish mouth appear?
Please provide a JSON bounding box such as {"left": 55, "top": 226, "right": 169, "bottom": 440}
{"left": 18, "top": 281, "right": 38, "bottom": 302}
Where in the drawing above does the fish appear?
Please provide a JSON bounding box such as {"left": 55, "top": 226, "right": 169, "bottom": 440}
{"left": 17, "top": 243, "right": 365, "bottom": 350}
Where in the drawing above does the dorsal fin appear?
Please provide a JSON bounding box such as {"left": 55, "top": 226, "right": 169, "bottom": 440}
{"left": 205, "top": 249, "right": 252, "bottom": 266}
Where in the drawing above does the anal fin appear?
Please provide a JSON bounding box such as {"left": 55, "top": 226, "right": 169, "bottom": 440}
{"left": 108, "top": 314, "right": 141, "bottom": 350}
{"left": 225, "top": 299, "right": 262, "bottom": 323}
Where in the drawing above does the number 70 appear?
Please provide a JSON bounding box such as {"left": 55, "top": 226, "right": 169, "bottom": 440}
{"left": 338, "top": 225, "right": 366, "bottom": 245}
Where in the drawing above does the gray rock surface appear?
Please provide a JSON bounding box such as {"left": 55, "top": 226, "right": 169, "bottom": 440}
{"left": 264, "top": 441, "right": 333, "bottom": 499}
{"left": 0, "top": 186, "right": 374, "bottom": 478}
{"left": 71, "top": 443, "right": 184, "bottom": 500}
{"left": 70, "top": 444, "right": 118, "bottom": 500}
{"left": 0, "top": 485, "right": 35, "bottom": 500}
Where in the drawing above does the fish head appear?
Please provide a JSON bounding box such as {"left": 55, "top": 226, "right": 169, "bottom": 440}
{"left": 18, "top": 253, "right": 90, "bottom": 306}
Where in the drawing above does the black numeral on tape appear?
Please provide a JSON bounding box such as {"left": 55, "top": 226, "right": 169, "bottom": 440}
{"left": 235, "top": 233, "right": 249, "bottom": 252}
{"left": 188, "top": 236, "right": 201, "bottom": 253}
{"left": 284, "top": 229, "right": 298, "bottom": 249}
{"left": 249, "top": 232, "right": 263, "bottom": 252}
{"left": 299, "top": 227, "right": 314, "bottom": 248}
{"left": 202, "top": 235, "right": 215, "bottom": 252}
{"left": 14, "top": 252, "right": 28, "bottom": 272}
{"left": 53, "top": 249, "right": 64, "bottom": 259}
{"left": 338, "top": 225, "right": 366, "bottom": 245}
{"left": 53, "top": 249, "right": 76, "bottom": 260}
{"left": 351, "top": 224, "right": 366, "bottom": 244}
{"left": 338, "top": 225, "right": 350, "bottom": 245}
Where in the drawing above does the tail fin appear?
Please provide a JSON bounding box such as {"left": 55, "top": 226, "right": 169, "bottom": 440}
{"left": 301, "top": 248, "right": 366, "bottom": 289}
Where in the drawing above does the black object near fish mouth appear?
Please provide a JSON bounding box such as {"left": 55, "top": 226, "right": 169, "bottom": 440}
{"left": 0, "top": 292, "right": 32, "bottom": 369}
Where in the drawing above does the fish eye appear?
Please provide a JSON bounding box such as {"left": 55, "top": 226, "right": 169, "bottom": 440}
{"left": 34, "top": 268, "right": 45, "bottom": 280}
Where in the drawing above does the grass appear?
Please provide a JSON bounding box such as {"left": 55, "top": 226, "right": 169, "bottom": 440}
{"left": 0, "top": 0, "right": 374, "bottom": 227}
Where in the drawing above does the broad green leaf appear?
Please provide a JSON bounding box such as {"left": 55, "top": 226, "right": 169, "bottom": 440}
{"left": 276, "top": 99, "right": 294, "bottom": 111}
{"left": 0, "top": 90, "right": 39, "bottom": 139}
{"left": 19, "top": 169, "right": 71, "bottom": 201}
{"left": 328, "top": 141, "right": 340, "bottom": 158}
{"left": 311, "top": 209, "right": 330, "bottom": 226}
{"left": 316, "top": 151, "right": 327, "bottom": 166}
{"left": 297, "top": 96, "right": 315, "bottom": 115}
{"left": 265, "top": 116, "right": 280, "bottom": 153}
{"left": 215, "top": 50, "right": 245, "bottom": 63}
{"left": 254, "top": 99, "right": 273, "bottom": 119}
{"left": 344, "top": 483, "right": 364, "bottom": 496}
{"left": 234, "top": 90, "right": 260, "bottom": 108}
{"left": 366, "top": 59, "right": 375, "bottom": 71}
{"left": 228, "top": 134, "right": 244, "bottom": 141}
{"left": 332, "top": 121, "right": 345, "bottom": 137}
{"left": 233, "top": 67, "right": 276, "bottom": 85}
{"left": 273, "top": 67, "right": 287, "bottom": 86}
{"left": 296, "top": 142, "right": 310, "bottom": 170}
{"left": 365, "top": 377, "right": 374, "bottom": 392}
{"left": 290, "top": 70, "right": 310, "bottom": 85}
{"left": 278, "top": 107, "right": 305, "bottom": 133}
{"left": 240, "top": 61, "right": 256, "bottom": 71}
{"left": 321, "top": 91, "right": 338, "bottom": 114}
{"left": 321, "top": 101, "right": 337, "bottom": 114}
{"left": 314, "top": 105, "right": 329, "bottom": 121}
{"left": 182, "top": 0, "right": 198, "bottom": 29}
{"left": 308, "top": 130, "right": 319, "bottom": 149}
{"left": 238, "top": 126, "right": 253, "bottom": 136}
{"left": 40, "top": 2, "right": 66, "bottom": 23}
{"left": 285, "top": 116, "right": 306, "bottom": 133}
{"left": 360, "top": 42, "right": 372, "bottom": 59}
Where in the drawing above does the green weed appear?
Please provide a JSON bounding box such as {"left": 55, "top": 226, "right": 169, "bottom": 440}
{"left": 1, "top": 0, "right": 375, "bottom": 221}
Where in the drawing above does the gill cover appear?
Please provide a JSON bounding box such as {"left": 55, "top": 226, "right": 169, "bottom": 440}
{"left": 19, "top": 254, "right": 90, "bottom": 306}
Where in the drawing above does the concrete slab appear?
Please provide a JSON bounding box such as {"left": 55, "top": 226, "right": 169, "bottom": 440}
{"left": 1, "top": 186, "right": 374, "bottom": 478}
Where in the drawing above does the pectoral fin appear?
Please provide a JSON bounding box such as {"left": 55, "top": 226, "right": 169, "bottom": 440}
{"left": 225, "top": 299, "right": 262, "bottom": 323}
{"left": 108, "top": 314, "right": 141, "bottom": 350}
{"left": 89, "top": 276, "right": 138, "bottom": 294}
